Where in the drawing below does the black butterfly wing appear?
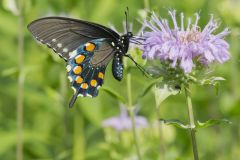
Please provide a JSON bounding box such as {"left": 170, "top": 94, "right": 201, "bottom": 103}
{"left": 27, "top": 17, "right": 119, "bottom": 60}
{"left": 67, "top": 38, "right": 115, "bottom": 107}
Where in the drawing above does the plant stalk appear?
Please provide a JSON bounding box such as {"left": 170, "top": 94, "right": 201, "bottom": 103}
{"left": 184, "top": 87, "right": 199, "bottom": 160}
{"left": 73, "top": 108, "right": 85, "bottom": 160}
{"left": 127, "top": 73, "right": 142, "bottom": 160}
{"left": 16, "top": 0, "right": 24, "bottom": 159}
{"left": 154, "top": 88, "right": 165, "bottom": 160}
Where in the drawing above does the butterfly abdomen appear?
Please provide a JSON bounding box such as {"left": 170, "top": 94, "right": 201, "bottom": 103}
{"left": 112, "top": 53, "right": 123, "bottom": 81}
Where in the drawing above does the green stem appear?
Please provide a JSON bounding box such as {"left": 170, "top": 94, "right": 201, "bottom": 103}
{"left": 60, "top": 71, "right": 71, "bottom": 148}
{"left": 154, "top": 88, "right": 165, "bottom": 160}
{"left": 230, "top": 29, "right": 240, "bottom": 98}
{"left": 144, "top": 0, "right": 150, "bottom": 10}
{"left": 129, "top": 108, "right": 142, "bottom": 160}
{"left": 73, "top": 108, "right": 85, "bottom": 160}
{"left": 127, "top": 73, "right": 132, "bottom": 107}
{"left": 16, "top": 0, "right": 24, "bottom": 159}
{"left": 127, "top": 73, "right": 142, "bottom": 160}
{"left": 184, "top": 87, "right": 199, "bottom": 160}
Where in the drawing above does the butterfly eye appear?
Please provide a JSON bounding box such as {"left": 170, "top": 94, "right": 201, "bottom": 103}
{"left": 127, "top": 32, "right": 133, "bottom": 37}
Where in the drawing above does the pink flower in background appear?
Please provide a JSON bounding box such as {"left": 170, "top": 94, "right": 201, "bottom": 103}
{"left": 141, "top": 10, "right": 230, "bottom": 73}
{"left": 102, "top": 105, "right": 148, "bottom": 131}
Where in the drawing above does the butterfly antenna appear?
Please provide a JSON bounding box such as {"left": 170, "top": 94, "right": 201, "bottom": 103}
{"left": 125, "top": 7, "right": 129, "bottom": 33}
{"left": 125, "top": 54, "right": 149, "bottom": 78}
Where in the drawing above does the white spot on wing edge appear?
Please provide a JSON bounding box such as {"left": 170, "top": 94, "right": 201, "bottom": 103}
{"left": 69, "top": 50, "right": 77, "bottom": 58}
{"left": 67, "top": 76, "right": 73, "bottom": 82}
{"left": 66, "top": 65, "right": 71, "bottom": 72}
{"left": 78, "top": 94, "right": 84, "bottom": 97}
{"left": 57, "top": 53, "right": 63, "bottom": 58}
{"left": 71, "top": 86, "right": 76, "bottom": 93}
{"left": 52, "top": 39, "right": 56, "bottom": 42}
{"left": 86, "top": 94, "right": 93, "bottom": 98}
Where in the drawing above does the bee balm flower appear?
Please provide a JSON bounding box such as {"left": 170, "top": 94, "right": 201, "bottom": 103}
{"left": 102, "top": 105, "right": 148, "bottom": 132}
{"left": 142, "top": 10, "right": 230, "bottom": 73}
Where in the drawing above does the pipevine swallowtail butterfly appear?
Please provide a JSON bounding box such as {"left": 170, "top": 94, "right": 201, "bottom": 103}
{"left": 28, "top": 9, "right": 145, "bottom": 107}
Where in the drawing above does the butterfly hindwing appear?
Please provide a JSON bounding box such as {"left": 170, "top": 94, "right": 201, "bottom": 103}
{"left": 67, "top": 38, "right": 114, "bottom": 107}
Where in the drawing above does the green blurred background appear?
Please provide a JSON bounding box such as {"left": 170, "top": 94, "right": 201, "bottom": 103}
{"left": 0, "top": 0, "right": 240, "bottom": 159}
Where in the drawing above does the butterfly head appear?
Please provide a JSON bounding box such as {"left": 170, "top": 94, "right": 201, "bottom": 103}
{"left": 127, "top": 32, "right": 133, "bottom": 38}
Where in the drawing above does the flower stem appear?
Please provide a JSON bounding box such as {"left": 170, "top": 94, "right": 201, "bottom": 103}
{"left": 184, "top": 87, "right": 199, "bottom": 160}
{"left": 129, "top": 108, "right": 142, "bottom": 160}
{"left": 154, "top": 89, "right": 165, "bottom": 160}
{"left": 127, "top": 73, "right": 133, "bottom": 107}
{"left": 127, "top": 73, "right": 142, "bottom": 160}
{"left": 16, "top": 0, "right": 24, "bottom": 159}
{"left": 144, "top": 0, "right": 150, "bottom": 10}
{"left": 73, "top": 108, "right": 85, "bottom": 160}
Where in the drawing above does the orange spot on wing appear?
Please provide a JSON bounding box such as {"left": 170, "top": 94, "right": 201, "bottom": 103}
{"left": 81, "top": 83, "right": 88, "bottom": 89}
{"left": 75, "top": 55, "right": 85, "bottom": 64}
{"left": 75, "top": 76, "right": 83, "bottom": 84}
{"left": 90, "top": 79, "right": 97, "bottom": 87}
{"left": 98, "top": 72, "right": 104, "bottom": 79}
{"left": 85, "top": 42, "right": 95, "bottom": 52}
{"left": 73, "top": 66, "right": 82, "bottom": 74}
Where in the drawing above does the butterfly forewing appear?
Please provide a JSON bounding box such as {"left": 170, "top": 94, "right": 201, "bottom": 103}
{"left": 27, "top": 17, "right": 119, "bottom": 60}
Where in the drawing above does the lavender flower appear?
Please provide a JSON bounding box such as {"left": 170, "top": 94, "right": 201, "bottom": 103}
{"left": 102, "top": 105, "right": 148, "bottom": 131}
{"left": 142, "top": 10, "right": 230, "bottom": 73}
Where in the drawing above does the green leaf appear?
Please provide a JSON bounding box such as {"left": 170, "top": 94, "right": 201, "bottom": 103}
{"left": 199, "top": 76, "right": 225, "bottom": 95}
{"left": 1, "top": 67, "right": 18, "bottom": 77}
{"left": 1, "top": 65, "right": 40, "bottom": 77}
{"left": 199, "top": 76, "right": 225, "bottom": 86}
{"left": 155, "top": 83, "right": 180, "bottom": 106}
{"left": 101, "top": 87, "right": 126, "bottom": 104}
{"left": 160, "top": 118, "right": 231, "bottom": 130}
{"left": 160, "top": 119, "right": 190, "bottom": 129}
{"left": 196, "top": 119, "right": 232, "bottom": 129}
{"left": 2, "top": 0, "right": 19, "bottom": 16}
{"left": 139, "top": 79, "right": 160, "bottom": 97}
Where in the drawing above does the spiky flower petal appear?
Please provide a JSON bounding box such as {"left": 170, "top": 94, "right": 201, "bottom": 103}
{"left": 142, "top": 10, "right": 230, "bottom": 73}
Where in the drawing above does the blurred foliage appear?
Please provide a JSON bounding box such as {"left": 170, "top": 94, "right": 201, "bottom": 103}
{"left": 0, "top": 0, "right": 240, "bottom": 159}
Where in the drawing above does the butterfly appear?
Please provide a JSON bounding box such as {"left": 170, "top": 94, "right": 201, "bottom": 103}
{"left": 28, "top": 9, "right": 145, "bottom": 108}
